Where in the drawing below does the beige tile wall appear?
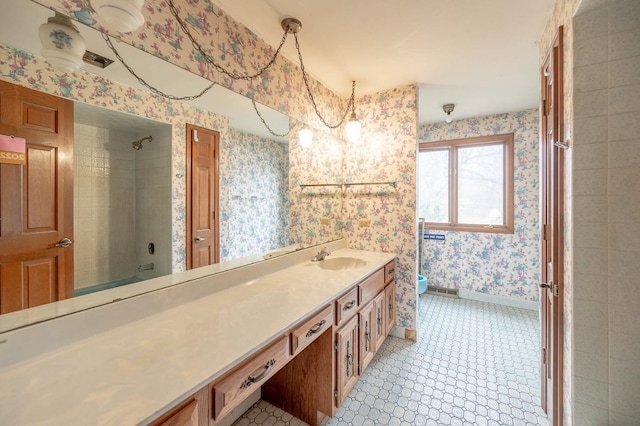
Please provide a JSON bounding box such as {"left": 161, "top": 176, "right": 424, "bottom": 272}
{"left": 573, "top": 0, "right": 640, "bottom": 424}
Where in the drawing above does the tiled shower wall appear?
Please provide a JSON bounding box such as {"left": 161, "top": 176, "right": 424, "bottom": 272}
{"left": 572, "top": 1, "right": 640, "bottom": 424}
{"left": 73, "top": 123, "right": 172, "bottom": 289}
{"left": 134, "top": 130, "right": 172, "bottom": 280}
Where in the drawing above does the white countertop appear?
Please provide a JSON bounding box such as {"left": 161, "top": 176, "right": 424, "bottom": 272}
{"left": 0, "top": 247, "right": 394, "bottom": 425}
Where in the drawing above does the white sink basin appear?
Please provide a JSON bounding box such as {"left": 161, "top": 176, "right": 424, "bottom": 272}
{"left": 317, "top": 257, "right": 367, "bottom": 271}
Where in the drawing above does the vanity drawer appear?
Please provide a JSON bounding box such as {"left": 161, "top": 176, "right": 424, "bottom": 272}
{"left": 212, "top": 336, "right": 290, "bottom": 420}
{"left": 384, "top": 260, "right": 395, "bottom": 284}
{"left": 335, "top": 286, "right": 359, "bottom": 328}
{"left": 291, "top": 305, "right": 333, "bottom": 356}
{"left": 358, "top": 269, "right": 385, "bottom": 306}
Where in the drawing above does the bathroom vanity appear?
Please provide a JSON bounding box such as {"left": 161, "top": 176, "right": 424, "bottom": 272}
{"left": 0, "top": 240, "right": 396, "bottom": 425}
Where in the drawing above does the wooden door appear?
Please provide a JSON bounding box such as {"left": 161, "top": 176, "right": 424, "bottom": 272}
{"left": 335, "top": 315, "right": 359, "bottom": 406}
{"left": 373, "top": 291, "right": 386, "bottom": 351}
{"left": 540, "top": 26, "right": 564, "bottom": 425}
{"left": 186, "top": 124, "right": 219, "bottom": 270}
{"left": 359, "top": 300, "right": 375, "bottom": 374}
{"left": 0, "top": 80, "right": 74, "bottom": 314}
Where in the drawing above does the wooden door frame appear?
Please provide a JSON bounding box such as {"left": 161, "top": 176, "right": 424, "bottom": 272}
{"left": 540, "top": 26, "right": 564, "bottom": 426}
{"left": 185, "top": 124, "right": 220, "bottom": 270}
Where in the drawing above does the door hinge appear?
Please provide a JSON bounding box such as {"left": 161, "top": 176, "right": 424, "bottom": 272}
{"left": 542, "top": 224, "right": 548, "bottom": 241}
{"left": 334, "top": 389, "right": 338, "bottom": 401}
{"left": 543, "top": 99, "right": 547, "bottom": 114}
{"left": 553, "top": 283, "right": 559, "bottom": 297}
{"left": 334, "top": 341, "right": 338, "bottom": 352}
{"left": 542, "top": 348, "right": 547, "bottom": 365}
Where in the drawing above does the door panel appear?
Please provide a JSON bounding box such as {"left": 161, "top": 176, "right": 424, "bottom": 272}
{"left": 0, "top": 80, "right": 74, "bottom": 314}
{"left": 186, "top": 124, "right": 219, "bottom": 270}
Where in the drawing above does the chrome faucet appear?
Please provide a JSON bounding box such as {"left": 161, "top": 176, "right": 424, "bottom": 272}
{"left": 311, "top": 247, "right": 330, "bottom": 262}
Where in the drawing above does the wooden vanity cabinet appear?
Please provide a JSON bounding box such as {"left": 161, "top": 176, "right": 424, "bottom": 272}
{"left": 211, "top": 336, "right": 290, "bottom": 420}
{"left": 385, "top": 281, "right": 396, "bottom": 336}
{"left": 151, "top": 259, "right": 396, "bottom": 426}
{"left": 150, "top": 387, "right": 209, "bottom": 426}
{"left": 335, "top": 286, "right": 359, "bottom": 328}
{"left": 358, "top": 300, "right": 375, "bottom": 374}
{"left": 373, "top": 291, "right": 386, "bottom": 351}
{"left": 335, "top": 314, "right": 359, "bottom": 406}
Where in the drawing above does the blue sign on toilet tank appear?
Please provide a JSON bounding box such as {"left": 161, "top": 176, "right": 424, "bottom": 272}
{"left": 424, "top": 233, "right": 445, "bottom": 241}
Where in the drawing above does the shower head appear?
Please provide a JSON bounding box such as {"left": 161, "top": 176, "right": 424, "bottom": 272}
{"left": 132, "top": 135, "right": 152, "bottom": 150}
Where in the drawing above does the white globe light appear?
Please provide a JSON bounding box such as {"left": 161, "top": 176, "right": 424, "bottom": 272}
{"left": 346, "top": 118, "right": 361, "bottom": 142}
{"left": 298, "top": 129, "right": 313, "bottom": 148}
{"left": 91, "top": 0, "right": 145, "bottom": 33}
{"left": 39, "top": 13, "right": 86, "bottom": 73}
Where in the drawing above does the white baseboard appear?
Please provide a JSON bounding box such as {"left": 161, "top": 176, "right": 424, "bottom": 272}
{"left": 457, "top": 290, "right": 538, "bottom": 311}
{"left": 389, "top": 326, "right": 405, "bottom": 339}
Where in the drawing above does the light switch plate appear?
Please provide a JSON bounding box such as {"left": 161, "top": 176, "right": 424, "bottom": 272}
{"left": 320, "top": 217, "right": 331, "bottom": 225}
{"left": 358, "top": 219, "right": 371, "bottom": 227}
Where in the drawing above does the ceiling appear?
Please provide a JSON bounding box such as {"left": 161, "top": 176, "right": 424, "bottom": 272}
{"left": 213, "top": 0, "right": 555, "bottom": 124}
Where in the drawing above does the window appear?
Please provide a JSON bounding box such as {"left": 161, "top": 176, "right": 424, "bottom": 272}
{"left": 418, "top": 133, "right": 514, "bottom": 234}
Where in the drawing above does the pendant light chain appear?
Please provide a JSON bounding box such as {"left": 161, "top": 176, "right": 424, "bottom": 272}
{"left": 251, "top": 96, "right": 290, "bottom": 137}
{"left": 103, "top": 33, "right": 217, "bottom": 101}
{"left": 293, "top": 32, "right": 355, "bottom": 129}
{"left": 167, "top": 0, "right": 289, "bottom": 81}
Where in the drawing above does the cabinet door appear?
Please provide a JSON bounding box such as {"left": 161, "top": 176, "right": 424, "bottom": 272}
{"left": 336, "top": 315, "right": 359, "bottom": 407}
{"left": 359, "top": 300, "right": 375, "bottom": 374}
{"left": 373, "top": 292, "right": 386, "bottom": 351}
{"left": 385, "top": 282, "right": 396, "bottom": 337}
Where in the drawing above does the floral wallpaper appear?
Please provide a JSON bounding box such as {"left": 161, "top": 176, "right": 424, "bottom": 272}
{"left": 13, "top": 0, "right": 421, "bottom": 334}
{"left": 344, "top": 85, "right": 419, "bottom": 333}
{"left": 418, "top": 109, "right": 540, "bottom": 301}
{"left": 0, "top": 43, "right": 290, "bottom": 273}
{"left": 288, "top": 119, "right": 344, "bottom": 247}
{"left": 222, "top": 129, "right": 289, "bottom": 260}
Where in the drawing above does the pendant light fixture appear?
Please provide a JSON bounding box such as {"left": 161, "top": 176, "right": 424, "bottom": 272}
{"left": 345, "top": 84, "right": 361, "bottom": 142}
{"left": 91, "top": 0, "right": 145, "bottom": 33}
{"left": 298, "top": 129, "right": 313, "bottom": 148}
{"left": 39, "top": 12, "right": 86, "bottom": 73}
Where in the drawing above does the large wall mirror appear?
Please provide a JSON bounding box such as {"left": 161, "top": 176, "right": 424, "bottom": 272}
{"left": 0, "top": 0, "right": 343, "bottom": 330}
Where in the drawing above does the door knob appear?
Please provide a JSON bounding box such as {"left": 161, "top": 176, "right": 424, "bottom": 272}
{"left": 540, "top": 282, "right": 552, "bottom": 289}
{"left": 55, "top": 238, "right": 73, "bottom": 248}
{"left": 194, "top": 236, "right": 206, "bottom": 243}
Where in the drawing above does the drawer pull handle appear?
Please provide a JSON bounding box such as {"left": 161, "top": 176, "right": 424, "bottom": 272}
{"left": 343, "top": 300, "right": 356, "bottom": 311}
{"left": 346, "top": 341, "right": 353, "bottom": 377}
{"left": 387, "top": 268, "right": 394, "bottom": 275}
{"left": 305, "top": 319, "right": 326, "bottom": 337}
{"left": 241, "top": 359, "right": 276, "bottom": 389}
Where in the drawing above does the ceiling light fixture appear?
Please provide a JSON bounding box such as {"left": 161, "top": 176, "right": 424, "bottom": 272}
{"left": 98, "top": 3, "right": 360, "bottom": 142}
{"left": 39, "top": 12, "right": 86, "bottom": 73}
{"left": 90, "top": 0, "right": 145, "bottom": 33}
{"left": 284, "top": 17, "right": 361, "bottom": 142}
{"left": 443, "top": 103, "right": 455, "bottom": 124}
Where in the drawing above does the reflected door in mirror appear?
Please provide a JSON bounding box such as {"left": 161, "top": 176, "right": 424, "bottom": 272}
{"left": 0, "top": 80, "right": 74, "bottom": 314}
{"left": 187, "top": 125, "right": 219, "bottom": 269}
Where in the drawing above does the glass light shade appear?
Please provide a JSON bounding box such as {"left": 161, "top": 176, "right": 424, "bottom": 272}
{"left": 346, "top": 117, "right": 361, "bottom": 142}
{"left": 39, "top": 13, "right": 86, "bottom": 73}
{"left": 298, "top": 129, "right": 313, "bottom": 148}
{"left": 445, "top": 115, "right": 453, "bottom": 124}
{"left": 91, "top": 0, "right": 145, "bottom": 33}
